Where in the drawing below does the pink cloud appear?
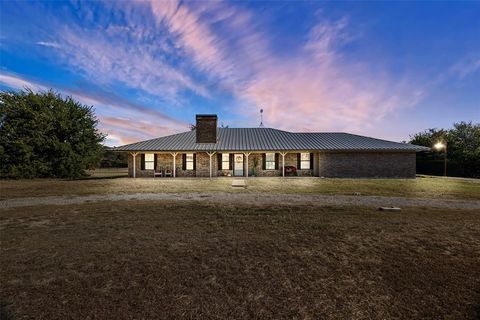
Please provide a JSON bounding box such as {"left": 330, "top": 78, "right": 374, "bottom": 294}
{"left": 139, "top": 2, "right": 425, "bottom": 136}
{"left": 0, "top": 73, "right": 47, "bottom": 91}
{"left": 99, "top": 116, "right": 182, "bottom": 145}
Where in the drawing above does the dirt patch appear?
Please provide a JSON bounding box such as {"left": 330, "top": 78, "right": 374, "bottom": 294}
{"left": 2, "top": 192, "right": 480, "bottom": 210}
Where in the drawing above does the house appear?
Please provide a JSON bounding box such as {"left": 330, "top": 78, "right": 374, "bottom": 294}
{"left": 115, "top": 114, "right": 429, "bottom": 178}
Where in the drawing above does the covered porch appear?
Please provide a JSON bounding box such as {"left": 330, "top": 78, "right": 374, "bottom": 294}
{"left": 128, "top": 151, "right": 317, "bottom": 178}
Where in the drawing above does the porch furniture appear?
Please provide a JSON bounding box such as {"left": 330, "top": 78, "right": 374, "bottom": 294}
{"left": 154, "top": 167, "right": 163, "bottom": 178}
{"left": 164, "top": 167, "right": 173, "bottom": 177}
{"left": 284, "top": 166, "right": 297, "bottom": 176}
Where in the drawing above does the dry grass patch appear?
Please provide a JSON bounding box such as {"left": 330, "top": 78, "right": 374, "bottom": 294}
{"left": 1, "top": 201, "right": 479, "bottom": 319}
{"left": 1, "top": 176, "right": 479, "bottom": 201}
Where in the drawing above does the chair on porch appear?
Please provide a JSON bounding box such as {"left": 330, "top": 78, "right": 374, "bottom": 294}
{"left": 164, "top": 166, "right": 173, "bottom": 177}
{"left": 154, "top": 166, "right": 163, "bottom": 178}
{"left": 284, "top": 166, "right": 297, "bottom": 176}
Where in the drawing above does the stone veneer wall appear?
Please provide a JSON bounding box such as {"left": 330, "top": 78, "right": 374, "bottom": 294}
{"left": 317, "top": 152, "right": 416, "bottom": 178}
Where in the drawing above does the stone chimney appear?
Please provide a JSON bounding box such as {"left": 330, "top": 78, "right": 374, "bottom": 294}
{"left": 196, "top": 114, "right": 217, "bottom": 143}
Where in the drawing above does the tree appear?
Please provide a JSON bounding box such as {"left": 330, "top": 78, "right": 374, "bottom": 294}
{"left": 409, "top": 121, "right": 480, "bottom": 177}
{"left": 101, "top": 146, "right": 127, "bottom": 168}
{"left": 0, "top": 89, "right": 106, "bottom": 179}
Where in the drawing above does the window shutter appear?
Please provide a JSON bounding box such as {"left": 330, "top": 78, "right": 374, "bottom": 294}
{"left": 217, "top": 153, "right": 222, "bottom": 170}
{"left": 193, "top": 154, "right": 196, "bottom": 170}
{"left": 229, "top": 154, "right": 233, "bottom": 170}
{"left": 262, "top": 153, "right": 266, "bottom": 170}
{"left": 141, "top": 154, "right": 145, "bottom": 170}
{"left": 244, "top": 155, "right": 247, "bottom": 176}
{"left": 297, "top": 153, "right": 301, "bottom": 169}
{"left": 310, "top": 153, "right": 314, "bottom": 169}
{"left": 154, "top": 154, "right": 158, "bottom": 171}
{"left": 182, "top": 154, "right": 186, "bottom": 170}
{"left": 275, "top": 153, "right": 279, "bottom": 170}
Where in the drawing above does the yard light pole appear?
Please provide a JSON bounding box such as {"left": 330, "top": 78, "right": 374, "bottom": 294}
{"left": 434, "top": 142, "right": 447, "bottom": 177}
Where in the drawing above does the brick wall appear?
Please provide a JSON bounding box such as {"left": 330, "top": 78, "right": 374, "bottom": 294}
{"left": 196, "top": 115, "right": 217, "bottom": 143}
{"left": 317, "top": 152, "right": 416, "bottom": 178}
{"left": 195, "top": 153, "right": 217, "bottom": 177}
{"left": 128, "top": 153, "right": 195, "bottom": 177}
{"left": 128, "top": 151, "right": 415, "bottom": 178}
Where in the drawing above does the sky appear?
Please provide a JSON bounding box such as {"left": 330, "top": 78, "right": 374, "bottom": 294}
{"left": 1, "top": 1, "right": 479, "bottom": 146}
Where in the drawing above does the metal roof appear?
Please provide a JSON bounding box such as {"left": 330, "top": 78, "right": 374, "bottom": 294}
{"left": 114, "top": 128, "right": 430, "bottom": 152}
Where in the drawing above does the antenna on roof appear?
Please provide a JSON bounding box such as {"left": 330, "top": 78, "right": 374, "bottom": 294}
{"left": 259, "top": 108, "right": 264, "bottom": 128}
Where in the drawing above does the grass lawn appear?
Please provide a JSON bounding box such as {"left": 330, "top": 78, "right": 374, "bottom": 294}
{"left": 1, "top": 175, "right": 479, "bottom": 201}
{"left": 1, "top": 201, "right": 479, "bottom": 319}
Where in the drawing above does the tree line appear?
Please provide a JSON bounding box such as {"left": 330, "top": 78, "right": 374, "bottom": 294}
{"left": 409, "top": 122, "right": 480, "bottom": 178}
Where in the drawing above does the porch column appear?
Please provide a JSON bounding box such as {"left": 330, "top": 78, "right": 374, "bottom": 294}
{"left": 130, "top": 152, "right": 138, "bottom": 178}
{"left": 243, "top": 152, "right": 251, "bottom": 178}
{"left": 207, "top": 152, "right": 216, "bottom": 178}
{"left": 280, "top": 152, "right": 287, "bottom": 177}
{"left": 170, "top": 152, "right": 178, "bottom": 178}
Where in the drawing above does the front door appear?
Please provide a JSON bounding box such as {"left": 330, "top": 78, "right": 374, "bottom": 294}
{"left": 233, "top": 154, "right": 244, "bottom": 176}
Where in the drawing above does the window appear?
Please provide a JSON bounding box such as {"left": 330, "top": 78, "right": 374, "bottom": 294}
{"left": 265, "top": 153, "right": 276, "bottom": 170}
{"left": 186, "top": 153, "right": 194, "bottom": 170}
{"left": 222, "top": 153, "right": 230, "bottom": 170}
{"left": 300, "top": 153, "right": 310, "bottom": 169}
{"left": 145, "top": 153, "right": 155, "bottom": 170}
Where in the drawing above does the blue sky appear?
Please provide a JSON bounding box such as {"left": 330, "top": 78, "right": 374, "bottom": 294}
{"left": 1, "top": 1, "right": 479, "bottom": 146}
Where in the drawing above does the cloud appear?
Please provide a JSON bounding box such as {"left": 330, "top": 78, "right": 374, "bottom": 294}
{"left": 99, "top": 116, "right": 178, "bottom": 143}
{"left": 0, "top": 72, "right": 188, "bottom": 146}
{"left": 451, "top": 56, "right": 480, "bottom": 79}
{"left": 57, "top": 30, "right": 208, "bottom": 103}
{"left": 149, "top": 1, "right": 223, "bottom": 72}
{"left": 138, "top": 3, "right": 425, "bottom": 134}
{"left": 36, "top": 41, "right": 61, "bottom": 48}
{"left": 0, "top": 73, "right": 47, "bottom": 91}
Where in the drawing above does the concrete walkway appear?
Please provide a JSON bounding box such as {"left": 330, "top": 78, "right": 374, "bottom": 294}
{"left": 1, "top": 192, "right": 480, "bottom": 210}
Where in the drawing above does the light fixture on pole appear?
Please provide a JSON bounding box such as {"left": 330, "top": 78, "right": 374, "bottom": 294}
{"left": 434, "top": 142, "right": 447, "bottom": 177}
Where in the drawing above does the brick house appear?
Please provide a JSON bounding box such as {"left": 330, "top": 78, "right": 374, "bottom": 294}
{"left": 115, "top": 114, "right": 429, "bottom": 178}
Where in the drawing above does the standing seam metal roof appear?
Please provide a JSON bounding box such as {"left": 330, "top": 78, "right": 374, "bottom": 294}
{"left": 114, "top": 128, "right": 429, "bottom": 152}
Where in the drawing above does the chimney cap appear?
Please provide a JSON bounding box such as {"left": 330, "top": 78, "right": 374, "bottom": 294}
{"left": 196, "top": 114, "right": 217, "bottom": 119}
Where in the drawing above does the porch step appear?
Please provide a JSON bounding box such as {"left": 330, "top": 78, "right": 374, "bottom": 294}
{"left": 232, "top": 179, "right": 247, "bottom": 188}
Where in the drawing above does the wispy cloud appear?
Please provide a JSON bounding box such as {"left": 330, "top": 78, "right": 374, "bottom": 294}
{"left": 0, "top": 73, "right": 47, "bottom": 91}
{"left": 143, "top": 4, "right": 425, "bottom": 134}
{"left": 0, "top": 72, "right": 188, "bottom": 145}
{"left": 451, "top": 56, "right": 480, "bottom": 79}
{"left": 56, "top": 29, "right": 208, "bottom": 104}
{"left": 36, "top": 41, "right": 61, "bottom": 48}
